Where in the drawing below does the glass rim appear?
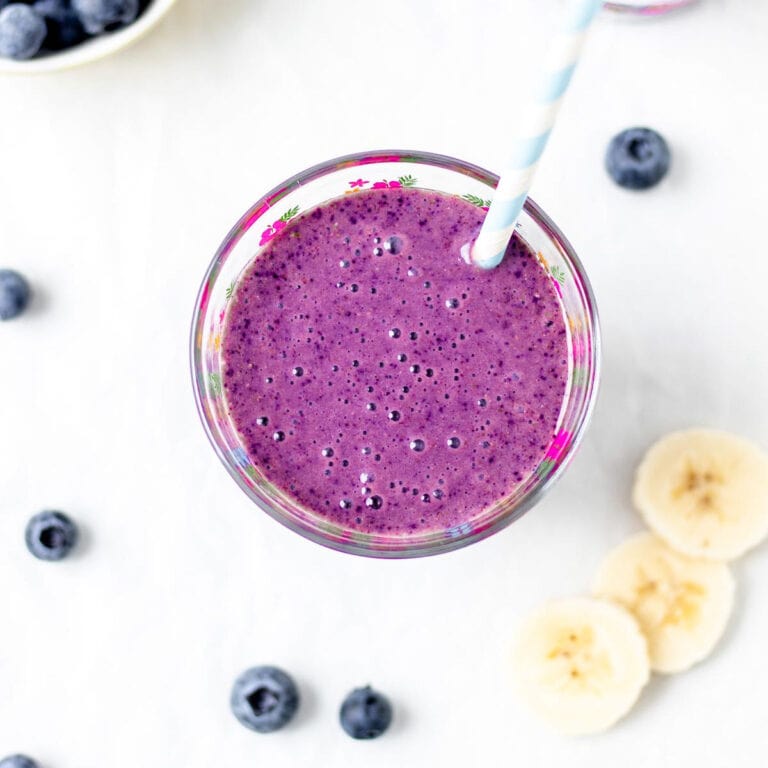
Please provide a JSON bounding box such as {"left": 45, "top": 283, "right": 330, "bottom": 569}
{"left": 603, "top": 0, "right": 698, "bottom": 15}
{"left": 190, "top": 149, "right": 602, "bottom": 557}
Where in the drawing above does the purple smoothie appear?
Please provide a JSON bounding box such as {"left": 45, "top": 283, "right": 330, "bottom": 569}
{"left": 222, "top": 188, "right": 568, "bottom": 535}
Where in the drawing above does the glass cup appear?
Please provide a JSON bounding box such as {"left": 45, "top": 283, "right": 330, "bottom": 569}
{"left": 191, "top": 151, "right": 601, "bottom": 558}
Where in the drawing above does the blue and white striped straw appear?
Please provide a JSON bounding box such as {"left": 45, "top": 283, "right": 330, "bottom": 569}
{"left": 471, "top": 0, "right": 603, "bottom": 269}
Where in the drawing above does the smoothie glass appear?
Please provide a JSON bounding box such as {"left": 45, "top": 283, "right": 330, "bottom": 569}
{"left": 191, "top": 151, "right": 600, "bottom": 558}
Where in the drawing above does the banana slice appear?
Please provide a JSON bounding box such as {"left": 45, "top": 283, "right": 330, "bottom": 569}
{"left": 511, "top": 597, "right": 649, "bottom": 736}
{"left": 592, "top": 532, "right": 734, "bottom": 674}
{"left": 633, "top": 429, "right": 768, "bottom": 561}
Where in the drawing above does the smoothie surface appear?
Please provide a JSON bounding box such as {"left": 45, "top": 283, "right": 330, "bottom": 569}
{"left": 222, "top": 188, "right": 569, "bottom": 534}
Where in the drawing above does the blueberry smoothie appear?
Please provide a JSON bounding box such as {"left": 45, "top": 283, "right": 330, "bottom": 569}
{"left": 221, "top": 188, "right": 568, "bottom": 535}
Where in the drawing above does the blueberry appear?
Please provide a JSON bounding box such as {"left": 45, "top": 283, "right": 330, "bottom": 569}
{"left": 0, "top": 4, "right": 46, "bottom": 60}
{"left": 25, "top": 510, "right": 79, "bottom": 561}
{"left": 339, "top": 685, "right": 393, "bottom": 739}
{"left": 605, "top": 127, "right": 671, "bottom": 190}
{"left": 34, "top": 0, "right": 87, "bottom": 50}
{"left": 0, "top": 269, "right": 31, "bottom": 321}
{"left": 0, "top": 756, "right": 39, "bottom": 768}
{"left": 230, "top": 666, "right": 300, "bottom": 733}
{"left": 72, "top": 0, "right": 138, "bottom": 34}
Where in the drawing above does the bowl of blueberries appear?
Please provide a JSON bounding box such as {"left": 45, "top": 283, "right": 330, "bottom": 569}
{"left": 0, "top": 0, "right": 177, "bottom": 72}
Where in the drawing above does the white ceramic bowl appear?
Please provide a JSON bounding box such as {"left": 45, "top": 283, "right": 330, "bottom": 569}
{"left": 0, "top": 0, "right": 177, "bottom": 74}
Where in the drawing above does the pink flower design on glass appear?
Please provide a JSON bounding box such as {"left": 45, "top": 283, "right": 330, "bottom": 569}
{"left": 371, "top": 179, "right": 402, "bottom": 190}
{"left": 349, "top": 178, "right": 368, "bottom": 188}
{"left": 545, "top": 430, "right": 571, "bottom": 461}
{"left": 571, "top": 335, "right": 585, "bottom": 361}
{"left": 259, "top": 219, "right": 287, "bottom": 247}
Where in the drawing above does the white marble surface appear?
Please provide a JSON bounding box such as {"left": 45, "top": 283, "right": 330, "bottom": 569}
{"left": 1, "top": 1, "right": 767, "bottom": 765}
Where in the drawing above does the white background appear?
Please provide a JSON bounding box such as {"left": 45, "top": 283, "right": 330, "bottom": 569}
{"left": 1, "top": 1, "right": 767, "bottom": 765}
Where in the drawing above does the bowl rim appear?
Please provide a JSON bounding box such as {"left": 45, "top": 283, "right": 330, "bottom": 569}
{"left": 190, "top": 149, "right": 602, "bottom": 558}
{"left": 0, "top": 0, "right": 178, "bottom": 75}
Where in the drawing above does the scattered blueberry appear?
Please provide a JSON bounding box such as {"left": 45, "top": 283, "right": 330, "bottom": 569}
{"left": 339, "top": 685, "right": 393, "bottom": 740}
{"left": 72, "top": 0, "right": 138, "bottom": 34}
{"left": 0, "top": 269, "right": 31, "bottom": 321}
{"left": 34, "top": 0, "right": 87, "bottom": 50}
{"left": 230, "top": 666, "right": 300, "bottom": 733}
{"left": 0, "top": 4, "right": 47, "bottom": 60}
{"left": 0, "top": 756, "right": 39, "bottom": 768}
{"left": 605, "top": 127, "right": 671, "bottom": 190}
{"left": 25, "top": 510, "right": 79, "bottom": 561}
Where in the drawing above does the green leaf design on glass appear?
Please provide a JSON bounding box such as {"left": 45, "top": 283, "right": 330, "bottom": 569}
{"left": 572, "top": 365, "right": 587, "bottom": 386}
{"left": 461, "top": 193, "right": 492, "bottom": 208}
{"left": 279, "top": 205, "right": 300, "bottom": 222}
{"left": 209, "top": 372, "right": 222, "bottom": 398}
{"left": 245, "top": 465, "right": 258, "bottom": 481}
{"left": 398, "top": 174, "right": 417, "bottom": 188}
{"left": 225, "top": 281, "right": 235, "bottom": 300}
{"left": 550, "top": 265, "right": 566, "bottom": 285}
{"left": 535, "top": 459, "right": 556, "bottom": 480}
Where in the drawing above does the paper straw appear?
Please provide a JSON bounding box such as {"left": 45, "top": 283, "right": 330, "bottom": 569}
{"left": 471, "top": 0, "right": 603, "bottom": 269}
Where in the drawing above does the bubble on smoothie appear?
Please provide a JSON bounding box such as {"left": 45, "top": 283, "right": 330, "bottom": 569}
{"left": 322, "top": 447, "right": 334, "bottom": 457}
{"left": 360, "top": 472, "right": 372, "bottom": 483}
{"left": 447, "top": 437, "right": 461, "bottom": 449}
{"left": 409, "top": 331, "right": 418, "bottom": 340}
{"left": 421, "top": 493, "right": 431, "bottom": 503}
{"left": 445, "top": 298, "right": 460, "bottom": 309}
{"left": 388, "top": 410, "right": 401, "bottom": 422}
{"left": 292, "top": 366, "right": 304, "bottom": 377}
{"left": 388, "top": 328, "right": 401, "bottom": 339}
{"left": 432, "top": 488, "right": 444, "bottom": 499}
{"left": 409, "top": 364, "right": 420, "bottom": 374}
{"left": 350, "top": 284, "right": 359, "bottom": 293}
{"left": 410, "top": 438, "right": 426, "bottom": 452}
{"left": 339, "top": 259, "right": 350, "bottom": 268}
{"left": 477, "top": 398, "right": 487, "bottom": 407}
{"left": 397, "top": 353, "right": 407, "bottom": 363}
{"left": 273, "top": 431, "right": 285, "bottom": 442}
{"left": 373, "top": 247, "right": 384, "bottom": 257}
{"left": 385, "top": 236, "right": 403, "bottom": 254}
{"left": 256, "top": 416, "right": 269, "bottom": 426}
{"left": 407, "top": 267, "right": 418, "bottom": 277}
{"left": 366, "top": 495, "right": 383, "bottom": 509}
{"left": 339, "top": 499, "right": 352, "bottom": 509}
{"left": 361, "top": 446, "right": 372, "bottom": 455}
{"left": 366, "top": 402, "right": 377, "bottom": 411}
